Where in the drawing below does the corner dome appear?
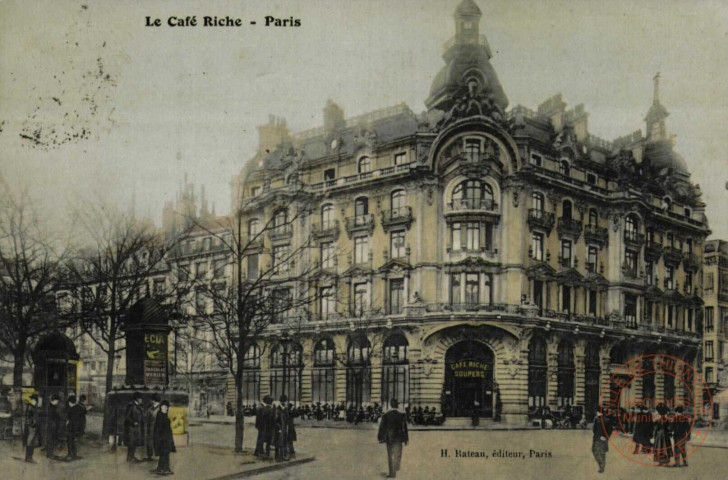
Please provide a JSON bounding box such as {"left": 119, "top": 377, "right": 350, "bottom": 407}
{"left": 644, "top": 140, "right": 688, "bottom": 174}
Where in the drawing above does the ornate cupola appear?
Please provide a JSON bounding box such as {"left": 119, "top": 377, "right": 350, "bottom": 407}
{"left": 426, "top": 0, "right": 508, "bottom": 123}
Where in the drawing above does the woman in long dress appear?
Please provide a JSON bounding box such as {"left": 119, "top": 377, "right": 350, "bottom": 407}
{"left": 652, "top": 405, "right": 673, "bottom": 466}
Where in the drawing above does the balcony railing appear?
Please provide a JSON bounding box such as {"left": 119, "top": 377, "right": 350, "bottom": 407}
{"left": 311, "top": 219, "right": 340, "bottom": 240}
{"left": 308, "top": 162, "right": 413, "bottom": 191}
{"left": 663, "top": 246, "right": 683, "bottom": 266}
{"left": 527, "top": 209, "right": 555, "bottom": 232}
{"left": 645, "top": 241, "right": 663, "bottom": 261}
{"left": 623, "top": 230, "right": 645, "bottom": 247}
{"left": 268, "top": 224, "right": 293, "bottom": 242}
{"left": 380, "top": 207, "right": 413, "bottom": 232}
{"left": 557, "top": 217, "right": 582, "bottom": 239}
{"left": 344, "top": 214, "right": 375, "bottom": 237}
{"left": 683, "top": 252, "right": 700, "bottom": 271}
{"left": 584, "top": 224, "right": 608, "bottom": 245}
{"left": 447, "top": 198, "right": 498, "bottom": 213}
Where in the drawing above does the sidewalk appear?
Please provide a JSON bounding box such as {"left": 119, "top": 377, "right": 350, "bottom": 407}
{"left": 191, "top": 415, "right": 542, "bottom": 431}
{"left": 0, "top": 440, "right": 314, "bottom": 480}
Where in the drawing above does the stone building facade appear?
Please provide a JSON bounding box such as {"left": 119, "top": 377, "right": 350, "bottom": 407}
{"left": 225, "top": 0, "right": 710, "bottom": 425}
{"left": 702, "top": 239, "right": 728, "bottom": 418}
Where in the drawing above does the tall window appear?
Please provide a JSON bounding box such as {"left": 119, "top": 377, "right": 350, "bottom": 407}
{"left": 358, "top": 156, "right": 371, "bottom": 174}
{"left": 532, "top": 192, "right": 544, "bottom": 211}
{"left": 320, "top": 286, "right": 336, "bottom": 319}
{"left": 354, "top": 236, "right": 369, "bottom": 264}
{"left": 242, "top": 344, "right": 261, "bottom": 403}
{"left": 625, "top": 214, "right": 639, "bottom": 241}
{"left": 272, "top": 288, "right": 292, "bottom": 322}
{"left": 247, "top": 253, "right": 259, "bottom": 280}
{"left": 273, "top": 209, "right": 288, "bottom": 233}
{"left": 645, "top": 261, "right": 654, "bottom": 286}
{"left": 531, "top": 232, "right": 544, "bottom": 261}
{"left": 382, "top": 334, "right": 409, "bottom": 405}
{"left": 321, "top": 204, "right": 335, "bottom": 229}
{"left": 248, "top": 218, "right": 261, "bottom": 237}
{"left": 391, "top": 190, "right": 406, "bottom": 215}
{"left": 587, "top": 246, "right": 598, "bottom": 272}
{"left": 624, "top": 250, "right": 637, "bottom": 277}
{"left": 561, "top": 239, "right": 572, "bottom": 267}
{"left": 624, "top": 294, "right": 637, "bottom": 328}
{"left": 528, "top": 337, "right": 547, "bottom": 408}
{"left": 312, "top": 338, "right": 336, "bottom": 404}
{"left": 562, "top": 200, "right": 573, "bottom": 220}
{"left": 557, "top": 341, "right": 575, "bottom": 407}
{"left": 559, "top": 160, "right": 570, "bottom": 176}
{"left": 355, "top": 197, "right": 369, "bottom": 217}
{"left": 706, "top": 341, "right": 715, "bottom": 361}
{"left": 452, "top": 223, "right": 462, "bottom": 251}
{"left": 588, "top": 290, "right": 598, "bottom": 316}
{"left": 465, "top": 273, "right": 479, "bottom": 305}
{"left": 706, "top": 307, "right": 715, "bottom": 332}
{"left": 272, "top": 245, "right": 290, "bottom": 273}
{"left": 353, "top": 283, "right": 368, "bottom": 316}
{"left": 346, "top": 336, "right": 371, "bottom": 407}
{"left": 561, "top": 286, "right": 571, "bottom": 313}
{"left": 685, "top": 272, "right": 693, "bottom": 294}
{"left": 270, "top": 342, "right": 303, "bottom": 404}
{"left": 321, "top": 242, "right": 335, "bottom": 269}
{"left": 452, "top": 180, "right": 493, "bottom": 209}
{"left": 588, "top": 209, "right": 598, "bottom": 227}
{"left": 464, "top": 138, "right": 481, "bottom": 162}
{"left": 394, "top": 152, "right": 407, "bottom": 165}
{"left": 450, "top": 273, "right": 461, "bottom": 305}
{"left": 389, "top": 279, "right": 404, "bottom": 315}
{"left": 666, "top": 266, "right": 675, "bottom": 290}
{"left": 466, "top": 222, "right": 480, "bottom": 250}
{"left": 390, "top": 231, "right": 406, "bottom": 259}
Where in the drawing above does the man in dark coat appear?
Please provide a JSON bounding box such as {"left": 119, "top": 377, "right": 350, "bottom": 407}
{"left": 378, "top": 398, "right": 409, "bottom": 478}
{"left": 286, "top": 402, "right": 297, "bottom": 458}
{"left": 78, "top": 395, "right": 89, "bottom": 438}
{"left": 632, "top": 405, "right": 652, "bottom": 454}
{"left": 124, "top": 391, "right": 144, "bottom": 462}
{"left": 671, "top": 406, "right": 690, "bottom": 467}
{"left": 23, "top": 394, "right": 44, "bottom": 463}
{"left": 145, "top": 394, "right": 162, "bottom": 461}
{"left": 153, "top": 400, "right": 176, "bottom": 475}
{"left": 254, "top": 395, "right": 274, "bottom": 458}
{"left": 46, "top": 394, "right": 64, "bottom": 459}
{"left": 65, "top": 395, "right": 84, "bottom": 460}
{"left": 592, "top": 410, "right": 614, "bottom": 474}
{"left": 274, "top": 395, "right": 290, "bottom": 462}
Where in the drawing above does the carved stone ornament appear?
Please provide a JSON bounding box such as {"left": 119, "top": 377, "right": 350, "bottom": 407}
{"left": 427, "top": 187, "right": 435, "bottom": 206}
{"left": 512, "top": 190, "right": 519, "bottom": 208}
{"left": 434, "top": 79, "right": 507, "bottom": 131}
{"left": 503, "top": 348, "right": 522, "bottom": 378}
{"left": 612, "top": 215, "right": 621, "bottom": 232}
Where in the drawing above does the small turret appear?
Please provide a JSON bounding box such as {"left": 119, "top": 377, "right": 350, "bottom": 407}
{"left": 645, "top": 73, "right": 669, "bottom": 142}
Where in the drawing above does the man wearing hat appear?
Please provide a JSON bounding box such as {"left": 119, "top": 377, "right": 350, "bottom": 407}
{"left": 254, "top": 395, "right": 274, "bottom": 459}
{"left": 145, "top": 394, "right": 162, "bottom": 461}
{"left": 153, "top": 400, "right": 176, "bottom": 475}
{"left": 592, "top": 409, "right": 614, "bottom": 474}
{"left": 671, "top": 406, "right": 690, "bottom": 467}
{"left": 377, "top": 398, "right": 408, "bottom": 478}
{"left": 274, "top": 395, "right": 291, "bottom": 462}
{"left": 46, "top": 393, "right": 63, "bottom": 459}
{"left": 65, "top": 395, "right": 84, "bottom": 460}
{"left": 124, "top": 391, "right": 145, "bottom": 462}
{"left": 23, "top": 393, "right": 43, "bottom": 463}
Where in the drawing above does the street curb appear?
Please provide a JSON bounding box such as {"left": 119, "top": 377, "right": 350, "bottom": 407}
{"left": 204, "top": 456, "right": 316, "bottom": 480}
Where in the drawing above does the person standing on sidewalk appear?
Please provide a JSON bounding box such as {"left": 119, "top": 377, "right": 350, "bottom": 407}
{"left": 153, "top": 400, "right": 176, "bottom": 475}
{"left": 124, "top": 391, "right": 144, "bottom": 463}
{"left": 274, "top": 395, "right": 290, "bottom": 462}
{"left": 77, "top": 395, "right": 89, "bottom": 439}
{"left": 377, "top": 398, "right": 408, "bottom": 478}
{"left": 145, "top": 394, "right": 162, "bottom": 461}
{"left": 46, "top": 394, "right": 63, "bottom": 460}
{"left": 23, "top": 393, "right": 43, "bottom": 463}
{"left": 592, "top": 410, "right": 614, "bottom": 474}
{"left": 671, "top": 406, "right": 690, "bottom": 467}
{"left": 65, "top": 395, "right": 83, "bottom": 461}
{"left": 254, "top": 395, "right": 274, "bottom": 459}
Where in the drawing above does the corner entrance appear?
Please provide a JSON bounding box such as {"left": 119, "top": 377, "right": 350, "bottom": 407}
{"left": 442, "top": 340, "right": 495, "bottom": 418}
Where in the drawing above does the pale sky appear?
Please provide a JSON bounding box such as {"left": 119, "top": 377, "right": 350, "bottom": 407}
{"left": 1, "top": 0, "right": 728, "bottom": 238}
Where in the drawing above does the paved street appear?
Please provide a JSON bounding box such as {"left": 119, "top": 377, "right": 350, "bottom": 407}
{"left": 191, "top": 422, "right": 728, "bottom": 480}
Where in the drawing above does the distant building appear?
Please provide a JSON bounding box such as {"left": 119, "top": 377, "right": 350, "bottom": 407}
{"left": 702, "top": 239, "right": 728, "bottom": 418}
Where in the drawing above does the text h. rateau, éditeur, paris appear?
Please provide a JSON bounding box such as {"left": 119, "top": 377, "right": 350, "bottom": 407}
{"left": 144, "top": 15, "right": 302, "bottom": 28}
{"left": 439, "top": 449, "right": 554, "bottom": 459}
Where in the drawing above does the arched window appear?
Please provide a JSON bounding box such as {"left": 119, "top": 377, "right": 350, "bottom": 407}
{"left": 528, "top": 337, "right": 547, "bottom": 408}
{"left": 270, "top": 341, "right": 303, "bottom": 404}
{"left": 242, "top": 344, "right": 261, "bottom": 404}
{"left": 248, "top": 218, "right": 260, "bottom": 236}
{"left": 557, "top": 341, "right": 575, "bottom": 407}
{"left": 382, "top": 334, "right": 409, "bottom": 405}
{"left": 562, "top": 199, "right": 573, "bottom": 220}
{"left": 358, "top": 157, "right": 371, "bottom": 174}
{"left": 273, "top": 209, "right": 288, "bottom": 234}
{"left": 391, "top": 190, "right": 406, "bottom": 215}
{"left": 453, "top": 180, "right": 485, "bottom": 209}
{"left": 559, "top": 160, "right": 570, "bottom": 177}
{"left": 625, "top": 214, "right": 639, "bottom": 233}
{"left": 588, "top": 209, "right": 598, "bottom": 227}
{"left": 321, "top": 204, "right": 335, "bottom": 229}
{"left": 346, "top": 336, "right": 371, "bottom": 407}
{"left": 354, "top": 197, "right": 369, "bottom": 217}
{"left": 312, "top": 338, "right": 336, "bottom": 404}
{"left": 532, "top": 192, "right": 545, "bottom": 211}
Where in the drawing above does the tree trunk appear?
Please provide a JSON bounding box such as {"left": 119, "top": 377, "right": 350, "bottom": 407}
{"left": 12, "top": 349, "right": 25, "bottom": 389}
{"left": 12, "top": 348, "right": 26, "bottom": 437}
{"left": 102, "top": 344, "right": 117, "bottom": 437}
{"left": 234, "top": 368, "right": 245, "bottom": 452}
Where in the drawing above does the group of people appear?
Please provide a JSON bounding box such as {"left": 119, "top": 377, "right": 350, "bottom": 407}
{"left": 253, "top": 395, "right": 297, "bottom": 462}
{"left": 123, "top": 392, "right": 177, "bottom": 475}
{"left": 591, "top": 404, "right": 692, "bottom": 474}
{"left": 23, "top": 392, "right": 88, "bottom": 463}
{"left": 406, "top": 406, "right": 446, "bottom": 426}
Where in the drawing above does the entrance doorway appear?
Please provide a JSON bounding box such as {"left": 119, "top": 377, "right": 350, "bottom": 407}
{"left": 442, "top": 340, "right": 495, "bottom": 418}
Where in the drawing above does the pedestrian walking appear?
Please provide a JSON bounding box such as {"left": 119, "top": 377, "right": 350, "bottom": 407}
{"left": 78, "top": 395, "right": 89, "bottom": 438}
{"left": 65, "top": 395, "right": 83, "bottom": 460}
{"left": 23, "top": 393, "right": 44, "bottom": 463}
{"left": 591, "top": 410, "right": 613, "bottom": 474}
{"left": 145, "top": 394, "right": 162, "bottom": 461}
{"left": 671, "top": 406, "right": 690, "bottom": 467}
{"left": 47, "top": 394, "right": 63, "bottom": 459}
{"left": 153, "top": 400, "right": 176, "bottom": 475}
{"left": 632, "top": 405, "right": 652, "bottom": 454}
{"left": 286, "top": 402, "right": 297, "bottom": 459}
{"left": 124, "top": 391, "right": 144, "bottom": 463}
{"left": 274, "top": 395, "right": 290, "bottom": 462}
{"left": 254, "top": 395, "right": 274, "bottom": 459}
{"left": 377, "top": 398, "right": 408, "bottom": 478}
{"left": 653, "top": 404, "right": 673, "bottom": 466}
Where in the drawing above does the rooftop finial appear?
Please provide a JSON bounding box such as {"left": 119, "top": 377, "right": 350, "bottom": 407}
{"left": 653, "top": 72, "right": 660, "bottom": 105}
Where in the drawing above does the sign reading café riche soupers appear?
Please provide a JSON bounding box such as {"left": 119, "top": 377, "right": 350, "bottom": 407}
{"left": 450, "top": 361, "right": 490, "bottom": 378}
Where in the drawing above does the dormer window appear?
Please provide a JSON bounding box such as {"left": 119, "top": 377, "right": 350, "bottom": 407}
{"left": 684, "top": 207, "right": 692, "bottom": 218}
{"left": 662, "top": 197, "right": 672, "bottom": 211}
{"left": 358, "top": 157, "right": 371, "bottom": 174}
{"left": 559, "top": 160, "right": 570, "bottom": 177}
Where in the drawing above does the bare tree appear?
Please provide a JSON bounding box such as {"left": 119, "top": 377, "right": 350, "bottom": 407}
{"left": 0, "top": 178, "right": 71, "bottom": 421}
{"left": 178, "top": 183, "right": 320, "bottom": 452}
{"left": 63, "top": 202, "right": 186, "bottom": 433}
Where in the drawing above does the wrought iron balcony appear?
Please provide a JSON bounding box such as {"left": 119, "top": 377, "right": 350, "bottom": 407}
{"left": 268, "top": 224, "right": 292, "bottom": 243}
{"left": 663, "top": 246, "right": 683, "bottom": 266}
{"left": 683, "top": 252, "right": 700, "bottom": 272}
{"left": 344, "top": 214, "right": 375, "bottom": 238}
{"left": 380, "top": 206, "right": 413, "bottom": 232}
{"left": 623, "top": 230, "right": 645, "bottom": 247}
{"left": 645, "top": 241, "right": 663, "bottom": 261}
{"left": 446, "top": 199, "right": 499, "bottom": 215}
{"left": 557, "top": 217, "right": 582, "bottom": 239}
{"left": 584, "top": 224, "right": 608, "bottom": 245}
{"left": 311, "top": 219, "right": 340, "bottom": 240}
{"left": 527, "top": 209, "right": 555, "bottom": 233}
